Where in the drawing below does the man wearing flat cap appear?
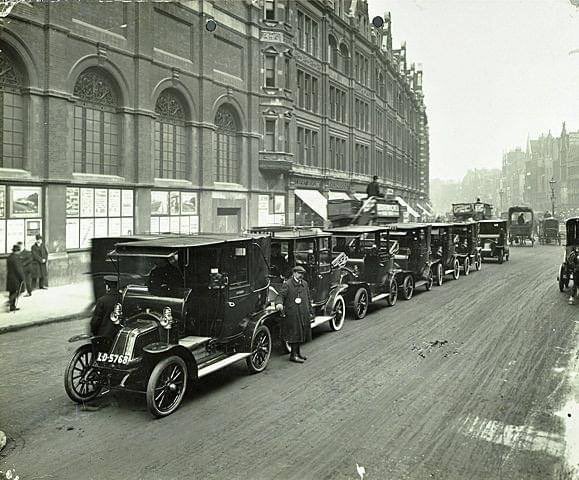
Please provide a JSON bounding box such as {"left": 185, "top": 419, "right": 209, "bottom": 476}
{"left": 90, "top": 275, "right": 121, "bottom": 338}
{"left": 6, "top": 244, "right": 25, "bottom": 312}
{"left": 275, "top": 265, "right": 314, "bottom": 363}
{"left": 31, "top": 234, "right": 48, "bottom": 290}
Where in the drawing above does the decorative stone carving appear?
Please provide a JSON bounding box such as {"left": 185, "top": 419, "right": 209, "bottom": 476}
{"left": 215, "top": 106, "right": 238, "bottom": 132}
{"left": 74, "top": 68, "right": 117, "bottom": 106}
{"left": 0, "top": 51, "right": 22, "bottom": 87}
{"left": 260, "top": 31, "right": 284, "bottom": 43}
{"left": 294, "top": 50, "right": 319, "bottom": 71}
{"left": 294, "top": 175, "right": 323, "bottom": 188}
{"left": 155, "top": 90, "right": 185, "bottom": 120}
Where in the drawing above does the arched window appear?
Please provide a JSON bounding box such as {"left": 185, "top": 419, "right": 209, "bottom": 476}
{"left": 73, "top": 68, "right": 120, "bottom": 175}
{"left": 328, "top": 35, "right": 338, "bottom": 68}
{"left": 215, "top": 105, "right": 240, "bottom": 183}
{"left": 0, "top": 49, "right": 24, "bottom": 169}
{"left": 378, "top": 72, "right": 385, "bottom": 98}
{"left": 154, "top": 90, "right": 187, "bottom": 179}
{"left": 339, "top": 43, "right": 350, "bottom": 76}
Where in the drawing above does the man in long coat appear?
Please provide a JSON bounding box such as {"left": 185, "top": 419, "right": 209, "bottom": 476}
{"left": 17, "top": 241, "right": 33, "bottom": 296}
{"left": 6, "top": 244, "right": 25, "bottom": 312}
{"left": 275, "top": 265, "right": 314, "bottom": 363}
{"left": 31, "top": 234, "right": 48, "bottom": 289}
{"left": 90, "top": 275, "right": 121, "bottom": 339}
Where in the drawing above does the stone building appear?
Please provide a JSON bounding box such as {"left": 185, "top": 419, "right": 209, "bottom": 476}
{"left": 0, "top": 0, "right": 429, "bottom": 286}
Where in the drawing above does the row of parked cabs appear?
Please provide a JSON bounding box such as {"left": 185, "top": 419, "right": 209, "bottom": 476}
{"left": 63, "top": 200, "right": 511, "bottom": 418}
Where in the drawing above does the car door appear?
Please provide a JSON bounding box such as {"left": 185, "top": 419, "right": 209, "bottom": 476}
{"left": 313, "top": 237, "right": 332, "bottom": 305}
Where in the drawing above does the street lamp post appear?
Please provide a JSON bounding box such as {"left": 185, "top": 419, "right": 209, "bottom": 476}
{"left": 549, "top": 177, "right": 556, "bottom": 217}
{"left": 499, "top": 189, "right": 504, "bottom": 215}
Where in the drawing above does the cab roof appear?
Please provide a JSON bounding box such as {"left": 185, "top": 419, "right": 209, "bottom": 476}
{"left": 114, "top": 233, "right": 267, "bottom": 249}
{"left": 324, "top": 225, "right": 394, "bottom": 235}
{"left": 248, "top": 226, "right": 330, "bottom": 239}
{"left": 478, "top": 219, "right": 507, "bottom": 224}
{"left": 387, "top": 223, "right": 431, "bottom": 230}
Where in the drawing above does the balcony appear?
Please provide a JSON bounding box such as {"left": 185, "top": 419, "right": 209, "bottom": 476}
{"left": 259, "top": 151, "right": 294, "bottom": 173}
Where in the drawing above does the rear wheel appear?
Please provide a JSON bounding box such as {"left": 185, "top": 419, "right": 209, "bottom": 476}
{"left": 401, "top": 275, "right": 414, "bottom": 300}
{"left": 353, "top": 287, "right": 369, "bottom": 320}
{"left": 463, "top": 257, "right": 471, "bottom": 276}
{"left": 498, "top": 250, "right": 504, "bottom": 264}
{"left": 386, "top": 280, "right": 398, "bottom": 306}
{"left": 559, "top": 265, "right": 567, "bottom": 292}
{"left": 453, "top": 259, "right": 460, "bottom": 280}
{"left": 329, "top": 295, "right": 346, "bottom": 331}
{"left": 436, "top": 263, "right": 444, "bottom": 286}
{"left": 65, "top": 344, "right": 103, "bottom": 403}
{"left": 146, "top": 356, "right": 187, "bottom": 418}
{"left": 246, "top": 325, "right": 272, "bottom": 373}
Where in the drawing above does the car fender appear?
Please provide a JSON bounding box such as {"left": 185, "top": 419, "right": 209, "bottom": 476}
{"left": 323, "top": 286, "right": 348, "bottom": 316}
{"left": 241, "top": 314, "right": 277, "bottom": 352}
{"left": 143, "top": 343, "right": 198, "bottom": 381}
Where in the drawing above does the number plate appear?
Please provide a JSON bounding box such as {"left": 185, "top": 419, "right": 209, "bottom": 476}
{"left": 96, "top": 352, "right": 130, "bottom": 365}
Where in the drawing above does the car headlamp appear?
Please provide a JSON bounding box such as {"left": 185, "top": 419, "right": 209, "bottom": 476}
{"left": 110, "top": 303, "right": 122, "bottom": 325}
{"left": 160, "top": 306, "right": 173, "bottom": 329}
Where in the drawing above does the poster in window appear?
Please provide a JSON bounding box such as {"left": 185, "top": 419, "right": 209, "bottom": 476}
{"left": 0, "top": 220, "right": 5, "bottom": 253}
{"left": 258, "top": 194, "right": 269, "bottom": 225}
{"left": 121, "top": 190, "right": 133, "bottom": 217}
{"left": 151, "top": 191, "right": 169, "bottom": 216}
{"left": 169, "top": 191, "right": 180, "bottom": 215}
{"left": 274, "top": 195, "right": 285, "bottom": 214}
{"left": 25, "top": 219, "right": 42, "bottom": 250}
{"left": 10, "top": 186, "right": 41, "bottom": 218}
{"left": 170, "top": 215, "right": 180, "bottom": 233}
{"left": 181, "top": 192, "right": 197, "bottom": 215}
{"left": 94, "top": 217, "right": 108, "bottom": 238}
{"left": 0, "top": 185, "right": 6, "bottom": 218}
{"left": 150, "top": 216, "right": 160, "bottom": 234}
{"left": 79, "top": 218, "right": 94, "bottom": 249}
{"left": 179, "top": 216, "right": 190, "bottom": 234}
{"left": 108, "top": 217, "right": 121, "bottom": 236}
{"left": 66, "top": 218, "right": 80, "bottom": 249}
{"left": 108, "top": 189, "right": 121, "bottom": 217}
{"left": 80, "top": 188, "right": 94, "bottom": 217}
{"left": 94, "top": 189, "right": 108, "bottom": 217}
{"left": 190, "top": 215, "right": 199, "bottom": 233}
{"left": 6, "top": 219, "right": 24, "bottom": 250}
{"left": 121, "top": 217, "right": 133, "bottom": 235}
{"left": 159, "top": 216, "right": 170, "bottom": 233}
{"left": 66, "top": 187, "right": 80, "bottom": 217}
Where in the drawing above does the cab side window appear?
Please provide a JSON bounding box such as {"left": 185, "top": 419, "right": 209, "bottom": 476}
{"left": 319, "top": 237, "right": 331, "bottom": 264}
{"left": 222, "top": 246, "right": 249, "bottom": 285}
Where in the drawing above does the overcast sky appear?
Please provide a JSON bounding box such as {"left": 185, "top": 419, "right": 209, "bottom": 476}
{"left": 367, "top": 0, "right": 579, "bottom": 180}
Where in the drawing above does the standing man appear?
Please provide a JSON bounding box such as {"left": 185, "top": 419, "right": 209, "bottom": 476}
{"left": 275, "top": 265, "right": 313, "bottom": 363}
{"left": 17, "top": 241, "right": 33, "bottom": 296}
{"left": 31, "top": 234, "right": 48, "bottom": 290}
{"left": 90, "top": 275, "right": 121, "bottom": 338}
{"left": 366, "top": 176, "right": 382, "bottom": 198}
{"left": 6, "top": 244, "right": 25, "bottom": 312}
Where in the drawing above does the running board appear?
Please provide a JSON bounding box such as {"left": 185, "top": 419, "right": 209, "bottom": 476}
{"left": 198, "top": 353, "right": 251, "bottom": 378}
{"left": 372, "top": 293, "right": 389, "bottom": 302}
{"left": 311, "top": 315, "right": 334, "bottom": 328}
{"left": 415, "top": 280, "right": 428, "bottom": 288}
{"left": 444, "top": 270, "right": 455, "bottom": 275}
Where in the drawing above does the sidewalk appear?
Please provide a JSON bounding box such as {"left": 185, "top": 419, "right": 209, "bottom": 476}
{"left": 0, "top": 281, "right": 94, "bottom": 334}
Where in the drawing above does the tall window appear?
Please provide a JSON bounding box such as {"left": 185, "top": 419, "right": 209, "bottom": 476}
{"left": 284, "top": 57, "right": 291, "bottom": 89}
{"left": 265, "top": 0, "right": 275, "bottom": 20}
{"left": 73, "top": 68, "right": 120, "bottom": 175}
{"left": 154, "top": 90, "right": 187, "bottom": 179}
{"left": 339, "top": 43, "right": 350, "bottom": 75}
{"left": 264, "top": 119, "right": 276, "bottom": 151}
{"left": 329, "top": 35, "right": 338, "bottom": 68}
{"left": 0, "top": 50, "right": 24, "bottom": 169}
{"left": 215, "top": 105, "right": 240, "bottom": 183}
{"left": 265, "top": 55, "right": 276, "bottom": 87}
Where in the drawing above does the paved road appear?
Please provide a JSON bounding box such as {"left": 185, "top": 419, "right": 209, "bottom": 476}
{"left": 0, "top": 246, "right": 577, "bottom": 480}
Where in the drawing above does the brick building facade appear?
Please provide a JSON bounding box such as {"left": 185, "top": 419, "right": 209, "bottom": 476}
{"left": 0, "top": 0, "right": 429, "bottom": 287}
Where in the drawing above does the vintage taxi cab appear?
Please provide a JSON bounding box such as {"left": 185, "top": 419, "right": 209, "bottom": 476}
{"left": 478, "top": 219, "right": 510, "bottom": 263}
{"left": 508, "top": 206, "right": 535, "bottom": 247}
{"left": 452, "top": 221, "right": 483, "bottom": 274}
{"left": 65, "top": 234, "right": 277, "bottom": 418}
{"left": 558, "top": 218, "right": 579, "bottom": 302}
{"left": 430, "top": 223, "right": 461, "bottom": 284}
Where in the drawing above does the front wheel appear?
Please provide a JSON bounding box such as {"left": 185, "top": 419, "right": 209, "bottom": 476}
{"left": 453, "top": 259, "right": 460, "bottom": 280}
{"left": 425, "top": 268, "right": 434, "bottom": 291}
{"left": 146, "top": 356, "right": 188, "bottom": 418}
{"left": 386, "top": 280, "right": 398, "bottom": 306}
{"left": 246, "top": 325, "right": 272, "bottom": 373}
{"left": 64, "top": 344, "right": 103, "bottom": 403}
{"left": 353, "top": 287, "right": 369, "bottom": 320}
{"left": 329, "top": 295, "right": 346, "bottom": 331}
{"left": 463, "top": 257, "right": 471, "bottom": 276}
{"left": 436, "top": 263, "right": 444, "bottom": 286}
{"left": 401, "top": 275, "right": 415, "bottom": 300}
{"left": 498, "top": 250, "right": 504, "bottom": 264}
{"left": 475, "top": 253, "right": 482, "bottom": 271}
{"left": 559, "top": 265, "right": 567, "bottom": 292}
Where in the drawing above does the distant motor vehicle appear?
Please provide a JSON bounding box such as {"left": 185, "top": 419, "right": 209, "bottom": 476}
{"left": 558, "top": 218, "right": 579, "bottom": 301}
{"left": 430, "top": 223, "right": 461, "bottom": 284}
{"left": 478, "top": 219, "right": 510, "bottom": 263}
{"left": 508, "top": 206, "right": 535, "bottom": 247}
{"left": 538, "top": 217, "right": 561, "bottom": 245}
{"left": 452, "top": 221, "right": 483, "bottom": 274}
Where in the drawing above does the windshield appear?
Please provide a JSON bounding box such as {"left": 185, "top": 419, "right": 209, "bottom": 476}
{"left": 115, "top": 253, "right": 185, "bottom": 298}
{"left": 567, "top": 221, "right": 579, "bottom": 245}
{"left": 511, "top": 211, "right": 533, "bottom": 224}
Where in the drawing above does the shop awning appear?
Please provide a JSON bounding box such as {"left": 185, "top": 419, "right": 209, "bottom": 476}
{"left": 328, "top": 191, "right": 352, "bottom": 201}
{"left": 295, "top": 189, "right": 327, "bottom": 220}
{"left": 395, "top": 196, "right": 420, "bottom": 219}
{"left": 416, "top": 203, "right": 434, "bottom": 217}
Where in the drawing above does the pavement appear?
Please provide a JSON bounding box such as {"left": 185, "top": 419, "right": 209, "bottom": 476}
{"left": 1, "top": 246, "right": 578, "bottom": 479}
{"left": 0, "top": 281, "right": 93, "bottom": 335}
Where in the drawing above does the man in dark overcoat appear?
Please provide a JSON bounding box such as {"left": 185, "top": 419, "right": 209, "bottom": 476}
{"left": 6, "top": 244, "right": 25, "bottom": 312}
{"left": 31, "top": 234, "right": 48, "bottom": 289}
{"left": 275, "top": 265, "right": 314, "bottom": 363}
{"left": 17, "top": 241, "right": 33, "bottom": 296}
{"left": 90, "top": 275, "right": 121, "bottom": 338}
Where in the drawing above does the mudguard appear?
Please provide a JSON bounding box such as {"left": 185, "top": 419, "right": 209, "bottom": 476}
{"left": 142, "top": 342, "right": 198, "bottom": 380}
{"left": 323, "top": 285, "right": 348, "bottom": 316}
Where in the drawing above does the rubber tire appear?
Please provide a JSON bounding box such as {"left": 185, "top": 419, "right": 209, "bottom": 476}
{"left": 475, "top": 253, "right": 482, "bottom": 271}
{"left": 146, "top": 356, "right": 188, "bottom": 418}
{"left": 453, "top": 259, "right": 460, "bottom": 280}
{"left": 425, "top": 269, "right": 434, "bottom": 291}
{"left": 559, "top": 266, "right": 566, "bottom": 292}
{"left": 436, "top": 263, "right": 444, "bottom": 286}
{"left": 353, "top": 287, "right": 369, "bottom": 320}
{"left": 498, "top": 251, "right": 504, "bottom": 264}
{"left": 64, "top": 344, "right": 103, "bottom": 404}
{"left": 464, "top": 257, "right": 470, "bottom": 276}
{"left": 246, "top": 325, "right": 272, "bottom": 374}
{"left": 329, "top": 295, "right": 346, "bottom": 331}
{"left": 401, "top": 275, "right": 415, "bottom": 300}
{"left": 386, "top": 280, "right": 398, "bottom": 307}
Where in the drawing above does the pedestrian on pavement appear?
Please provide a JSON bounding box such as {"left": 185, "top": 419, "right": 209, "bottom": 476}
{"left": 31, "top": 234, "right": 48, "bottom": 290}
{"left": 90, "top": 275, "right": 121, "bottom": 338}
{"left": 275, "top": 265, "right": 313, "bottom": 364}
{"left": 17, "top": 241, "right": 33, "bottom": 296}
{"left": 6, "top": 244, "right": 25, "bottom": 312}
{"left": 366, "top": 176, "right": 383, "bottom": 198}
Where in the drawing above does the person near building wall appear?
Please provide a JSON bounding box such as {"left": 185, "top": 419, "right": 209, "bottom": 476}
{"left": 16, "top": 241, "right": 33, "bottom": 296}
{"left": 6, "top": 244, "right": 25, "bottom": 312}
{"left": 366, "top": 176, "right": 384, "bottom": 198}
{"left": 31, "top": 234, "right": 49, "bottom": 290}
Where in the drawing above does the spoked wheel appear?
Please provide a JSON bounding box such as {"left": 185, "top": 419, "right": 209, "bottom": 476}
{"left": 329, "top": 295, "right": 346, "bottom": 331}
{"left": 246, "top": 325, "right": 272, "bottom": 373}
{"left": 401, "top": 275, "right": 415, "bottom": 300}
{"left": 425, "top": 268, "right": 434, "bottom": 291}
{"left": 463, "top": 257, "right": 471, "bottom": 276}
{"left": 353, "top": 287, "right": 369, "bottom": 320}
{"left": 475, "top": 253, "right": 482, "bottom": 271}
{"left": 498, "top": 251, "right": 504, "bottom": 264}
{"left": 436, "top": 263, "right": 444, "bottom": 286}
{"left": 453, "top": 259, "right": 460, "bottom": 280}
{"left": 386, "top": 280, "right": 398, "bottom": 306}
{"left": 559, "top": 266, "right": 567, "bottom": 292}
{"left": 65, "top": 344, "right": 103, "bottom": 403}
{"left": 147, "top": 356, "right": 188, "bottom": 418}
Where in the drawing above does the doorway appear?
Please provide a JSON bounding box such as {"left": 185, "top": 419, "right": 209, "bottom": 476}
{"left": 216, "top": 207, "right": 241, "bottom": 233}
